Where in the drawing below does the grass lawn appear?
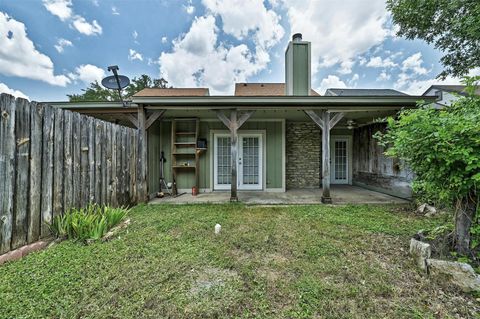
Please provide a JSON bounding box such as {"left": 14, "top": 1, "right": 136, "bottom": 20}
{"left": 1, "top": 204, "right": 478, "bottom": 318}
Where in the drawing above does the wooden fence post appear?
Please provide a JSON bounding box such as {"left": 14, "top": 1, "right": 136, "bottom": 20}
{"left": 28, "top": 102, "right": 44, "bottom": 243}
{"left": 12, "top": 98, "right": 31, "bottom": 249}
{"left": 137, "top": 105, "right": 147, "bottom": 202}
{"left": 0, "top": 94, "right": 16, "bottom": 254}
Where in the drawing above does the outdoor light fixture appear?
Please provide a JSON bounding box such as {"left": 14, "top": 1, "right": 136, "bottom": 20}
{"left": 346, "top": 120, "right": 357, "bottom": 130}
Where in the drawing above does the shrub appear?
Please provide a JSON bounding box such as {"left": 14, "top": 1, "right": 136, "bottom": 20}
{"left": 376, "top": 76, "right": 480, "bottom": 255}
{"left": 49, "top": 204, "right": 129, "bottom": 243}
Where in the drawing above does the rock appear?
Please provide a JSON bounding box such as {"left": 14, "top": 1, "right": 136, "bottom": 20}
{"left": 102, "top": 219, "right": 131, "bottom": 242}
{"left": 410, "top": 238, "right": 431, "bottom": 270}
{"left": 426, "top": 259, "right": 480, "bottom": 292}
{"left": 424, "top": 205, "right": 437, "bottom": 217}
{"left": 416, "top": 203, "right": 427, "bottom": 214}
{"left": 417, "top": 203, "right": 438, "bottom": 217}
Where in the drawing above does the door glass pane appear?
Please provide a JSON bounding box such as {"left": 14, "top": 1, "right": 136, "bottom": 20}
{"left": 334, "top": 140, "right": 347, "bottom": 180}
{"left": 242, "top": 137, "right": 259, "bottom": 185}
{"left": 217, "top": 137, "right": 231, "bottom": 185}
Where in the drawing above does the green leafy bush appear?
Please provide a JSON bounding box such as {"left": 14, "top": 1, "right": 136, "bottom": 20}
{"left": 376, "top": 76, "right": 480, "bottom": 255}
{"left": 49, "top": 204, "right": 129, "bottom": 243}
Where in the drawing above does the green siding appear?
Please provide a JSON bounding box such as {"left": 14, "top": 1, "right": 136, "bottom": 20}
{"left": 293, "top": 44, "right": 309, "bottom": 96}
{"left": 153, "top": 120, "right": 284, "bottom": 191}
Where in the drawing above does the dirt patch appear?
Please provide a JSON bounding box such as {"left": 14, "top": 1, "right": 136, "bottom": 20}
{"left": 190, "top": 267, "right": 239, "bottom": 296}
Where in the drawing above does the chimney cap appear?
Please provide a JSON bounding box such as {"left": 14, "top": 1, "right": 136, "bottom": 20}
{"left": 292, "top": 33, "right": 303, "bottom": 42}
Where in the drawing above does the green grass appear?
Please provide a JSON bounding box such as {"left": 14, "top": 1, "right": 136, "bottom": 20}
{"left": 0, "top": 204, "right": 478, "bottom": 318}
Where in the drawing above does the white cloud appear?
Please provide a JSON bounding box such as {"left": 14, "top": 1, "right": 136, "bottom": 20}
{"left": 282, "top": 0, "right": 390, "bottom": 74}
{"left": 184, "top": 0, "right": 195, "bottom": 14}
{"left": 54, "top": 38, "right": 73, "bottom": 53}
{"left": 112, "top": 6, "right": 120, "bottom": 15}
{"left": 0, "top": 12, "right": 70, "bottom": 86}
{"left": 161, "top": 36, "right": 168, "bottom": 44}
{"left": 133, "top": 30, "right": 138, "bottom": 40}
{"left": 42, "top": 0, "right": 72, "bottom": 21}
{"left": 159, "top": 15, "right": 267, "bottom": 94}
{"left": 43, "top": 0, "right": 102, "bottom": 36}
{"left": 317, "top": 75, "right": 346, "bottom": 94}
{"left": 0, "top": 83, "right": 29, "bottom": 100}
{"left": 71, "top": 16, "right": 102, "bottom": 36}
{"left": 128, "top": 49, "right": 143, "bottom": 61}
{"left": 395, "top": 68, "right": 480, "bottom": 95}
{"left": 202, "top": 0, "right": 285, "bottom": 49}
{"left": 348, "top": 73, "right": 359, "bottom": 86}
{"left": 401, "top": 52, "right": 428, "bottom": 75}
{"left": 377, "top": 71, "right": 391, "bottom": 81}
{"left": 338, "top": 60, "right": 354, "bottom": 75}
{"left": 366, "top": 56, "right": 397, "bottom": 68}
{"left": 69, "top": 64, "right": 105, "bottom": 84}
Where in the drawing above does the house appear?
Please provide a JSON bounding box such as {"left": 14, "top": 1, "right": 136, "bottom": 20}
{"left": 422, "top": 85, "right": 480, "bottom": 108}
{"left": 51, "top": 34, "right": 436, "bottom": 203}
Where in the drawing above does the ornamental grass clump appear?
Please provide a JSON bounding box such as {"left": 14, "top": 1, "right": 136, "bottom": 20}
{"left": 48, "top": 204, "right": 129, "bottom": 243}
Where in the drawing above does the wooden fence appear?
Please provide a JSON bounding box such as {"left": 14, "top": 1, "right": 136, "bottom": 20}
{"left": 0, "top": 93, "right": 141, "bottom": 255}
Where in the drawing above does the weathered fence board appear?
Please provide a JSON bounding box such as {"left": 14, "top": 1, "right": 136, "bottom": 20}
{"left": 88, "top": 117, "right": 95, "bottom": 204}
{"left": 63, "top": 111, "right": 73, "bottom": 212}
{"left": 80, "top": 115, "right": 89, "bottom": 207}
{"left": 40, "top": 106, "right": 54, "bottom": 238}
{"left": 105, "top": 123, "right": 112, "bottom": 204}
{"left": 28, "top": 102, "right": 43, "bottom": 243}
{"left": 72, "top": 112, "right": 81, "bottom": 208}
{"left": 53, "top": 108, "right": 64, "bottom": 219}
{"left": 111, "top": 125, "right": 118, "bottom": 207}
{"left": 0, "top": 94, "right": 16, "bottom": 254}
{"left": 12, "top": 98, "right": 30, "bottom": 249}
{"left": 0, "top": 93, "right": 141, "bottom": 254}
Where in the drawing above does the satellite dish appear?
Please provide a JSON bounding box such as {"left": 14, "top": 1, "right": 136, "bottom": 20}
{"left": 102, "top": 75, "right": 130, "bottom": 89}
{"left": 101, "top": 65, "right": 130, "bottom": 107}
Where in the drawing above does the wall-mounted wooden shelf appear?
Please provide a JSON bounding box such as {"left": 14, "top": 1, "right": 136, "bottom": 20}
{"left": 171, "top": 118, "right": 200, "bottom": 195}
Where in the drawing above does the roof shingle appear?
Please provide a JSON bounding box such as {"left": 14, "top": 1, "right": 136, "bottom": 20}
{"left": 325, "top": 88, "right": 408, "bottom": 96}
{"left": 132, "top": 88, "right": 210, "bottom": 97}
{"left": 234, "top": 83, "right": 320, "bottom": 96}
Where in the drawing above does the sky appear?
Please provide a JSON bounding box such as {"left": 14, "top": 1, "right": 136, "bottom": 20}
{"left": 0, "top": 0, "right": 470, "bottom": 101}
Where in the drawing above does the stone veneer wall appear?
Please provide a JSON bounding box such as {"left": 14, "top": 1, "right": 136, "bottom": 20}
{"left": 286, "top": 121, "right": 321, "bottom": 189}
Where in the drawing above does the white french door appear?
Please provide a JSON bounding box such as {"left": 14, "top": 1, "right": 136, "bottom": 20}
{"left": 213, "top": 133, "right": 263, "bottom": 190}
{"left": 331, "top": 138, "right": 349, "bottom": 184}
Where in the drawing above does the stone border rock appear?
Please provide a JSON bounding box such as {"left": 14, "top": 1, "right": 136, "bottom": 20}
{"left": 0, "top": 240, "right": 49, "bottom": 265}
{"left": 410, "top": 238, "right": 480, "bottom": 292}
{"left": 101, "top": 218, "right": 131, "bottom": 242}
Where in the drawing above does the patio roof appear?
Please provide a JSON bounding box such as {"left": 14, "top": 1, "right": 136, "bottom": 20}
{"left": 48, "top": 94, "right": 437, "bottom": 112}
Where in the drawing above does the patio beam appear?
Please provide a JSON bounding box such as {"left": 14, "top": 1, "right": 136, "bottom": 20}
{"left": 306, "top": 110, "right": 345, "bottom": 204}
{"left": 329, "top": 112, "right": 344, "bottom": 128}
{"left": 321, "top": 111, "right": 332, "bottom": 204}
{"left": 145, "top": 110, "right": 166, "bottom": 130}
{"left": 216, "top": 109, "right": 255, "bottom": 202}
{"left": 137, "top": 105, "right": 148, "bottom": 203}
{"left": 304, "top": 110, "right": 324, "bottom": 130}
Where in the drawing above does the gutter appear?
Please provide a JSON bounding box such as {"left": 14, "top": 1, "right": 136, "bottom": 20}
{"left": 46, "top": 95, "right": 436, "bottom": 110}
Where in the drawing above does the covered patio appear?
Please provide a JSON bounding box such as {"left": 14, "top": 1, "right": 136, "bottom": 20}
{"left": 149, "top": 185, "right": 409, "bottom": 205}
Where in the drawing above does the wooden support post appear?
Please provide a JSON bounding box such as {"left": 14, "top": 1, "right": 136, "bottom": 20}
{"left": 216, "top": 110, "right": 255, "bottom": 202}
{"left": 321, "top": 111, "right": 332, "bottom": 204}
{"left": 305, "top": 110, "right": 344, "bottom": 204}
{"left": 137, "top": 105, "right": 148, "bottom": 202}
{"left": 230, "top": 110, "right": 238, "bottom": 202}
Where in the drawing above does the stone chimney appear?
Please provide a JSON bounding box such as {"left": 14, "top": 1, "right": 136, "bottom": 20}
{"left": 285, "top": 33, "right": 311, "bottom": 96}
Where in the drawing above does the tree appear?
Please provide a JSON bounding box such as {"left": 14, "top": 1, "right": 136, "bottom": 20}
{"left": 68, "top": 74, "right": 171, "bottom": 102}
{"left": 376, "top": 77, "right": 480, "bottom": 255}
{"left": 387, "top": 0, "right": 480, "bottom": 79}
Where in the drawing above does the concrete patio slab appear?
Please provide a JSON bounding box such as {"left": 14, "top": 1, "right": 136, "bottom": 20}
{"left": 149, "top": 185, "right": 409, "bottom": 205}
